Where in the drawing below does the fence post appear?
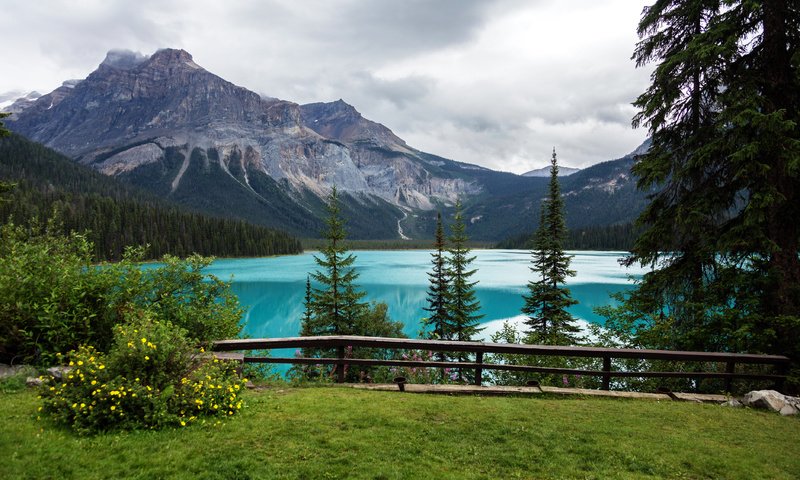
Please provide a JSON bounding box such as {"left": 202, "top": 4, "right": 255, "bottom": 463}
{"left": 724, "top": 361, "right": 735, "bottom": 393}
{"left": 775, "top": 362, "right": 788, "bottom": 393}
{"left": 602, "top": 356, "right": 611, "bottom": 390}
{"left": 475, "top": 352, "right": 483, "bottom": 386}
{"left": 337, "top": 346, "right": 345, "bottom": 383}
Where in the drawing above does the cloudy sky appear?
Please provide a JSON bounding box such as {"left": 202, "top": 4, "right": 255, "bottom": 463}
{"left": 1, "top": 0, "right": 652, "bottom": 173}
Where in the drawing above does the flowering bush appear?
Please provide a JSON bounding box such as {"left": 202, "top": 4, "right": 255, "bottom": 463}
{"left": 388, "top": 350, "right": 453, "bottom": 384}
{"left": 39, "top": 314, "right": 246, "bottom": 434}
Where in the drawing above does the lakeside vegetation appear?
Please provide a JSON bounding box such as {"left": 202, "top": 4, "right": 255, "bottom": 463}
{"left": 2, "top": 387, "right": 799, "bottom": 480}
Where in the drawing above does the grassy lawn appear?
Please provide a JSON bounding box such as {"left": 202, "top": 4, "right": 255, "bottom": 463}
{"left": 1, "top": 386, "right": 798, "bottom": 479}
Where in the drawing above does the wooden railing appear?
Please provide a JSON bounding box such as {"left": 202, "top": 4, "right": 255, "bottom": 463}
{"left": 212, "top": 336, "right": 790, "bottom": 392}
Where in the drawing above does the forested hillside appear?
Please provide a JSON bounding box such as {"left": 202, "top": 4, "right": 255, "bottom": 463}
{"left": 0, "top": 134, "right": 302, "bottom": 260}
{"left": 496, "top": 223, "right": 640, "bottom": 251}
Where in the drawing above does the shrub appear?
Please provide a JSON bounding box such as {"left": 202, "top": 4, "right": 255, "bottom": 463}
{"left": 39, "top": 314, "right": 246, "bottom": 434}
{"left": 0, "top": 220, "right": 104, "bottom": 366}
{"left": 109, "top": 253, "right": 243, "bottom": 344}
{"left": 0, "top": 220, "right": 242, "bottom": 365}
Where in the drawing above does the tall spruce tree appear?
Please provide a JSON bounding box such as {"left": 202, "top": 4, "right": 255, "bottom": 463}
{"left": 301, "top": 275, "right": 314, "bottom": 327}
{"left": 445, "top": 201, "right": 484, "bottom": 381}
{"left": 613, "top": 1, "right": 800, "bottom": 382}
{"left": 423, "top": 212, "right": 451, "bottom": 340}
{"left": 298, "top": 186, "right": 405, "bottom": 382}
{"left": 522, "top": 149, "right": 580, "bottom": 345}
{"left": 446, "top": 201, "right": 484, "bottom": 342}
{"left": 304, "top": 186, "right": 367, "bottom": 336}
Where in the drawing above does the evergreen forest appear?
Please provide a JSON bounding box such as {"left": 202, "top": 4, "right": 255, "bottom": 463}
{"left": 495, "top": 223, "right": 641, "bottom": 251}
{"left": 0, "top": 133, "right": 302, "bottom": 260}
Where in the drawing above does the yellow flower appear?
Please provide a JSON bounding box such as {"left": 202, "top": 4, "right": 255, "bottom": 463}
{"left": 180, "top": 421, "right": 186, "bottom": 426}
{"left": 144, "top": 356, "right": 150, "bottom": 361}
{"left": 77, "top": 360, "right": 84, "bottom": 366}
{"left": 110, "top": 406, "right": 116, "bottom": 411}
{"left": 80, "top": 403, "right": 86, "bottom": 409}
{"left": 141, "top": 337, "right": 147, "bottom": 344}
{"left": 98, "top": 365, "right": 105, "bottom": 370}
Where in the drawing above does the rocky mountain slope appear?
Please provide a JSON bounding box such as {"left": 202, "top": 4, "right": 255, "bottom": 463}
{"left": 5, "top": 48, "right": 648, "bottom": 240}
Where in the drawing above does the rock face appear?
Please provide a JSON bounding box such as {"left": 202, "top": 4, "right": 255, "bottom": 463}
{"left": 5, "top": 48, "right": 647, "bottom": 239}
{"left": 741, "top": 390, "right": 799, "bottom": 416}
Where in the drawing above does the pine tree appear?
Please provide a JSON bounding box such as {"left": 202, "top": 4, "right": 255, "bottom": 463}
{"left": 0, "top": 113, "right": 12, "bottom": 205}
{"left": 298, "top": 187, "right": 406, "bottom": 382}
{"left": 614, "top": 1, "right": 800, "bottom": 377}
{"left": 423, "top": 212, "right": 451, "bottom": 340}
{"left": 446, "top": 201, "right": 484, "bottom": 342}
{"left": 301, "top": 275, "right": 314, "bottom": 327}
{"left": 305, "top": 186, "right": 367, "bottom": 336}
{"left": 422, "top": 212, "right": 451, "bottom": 380}
{"left": 445, "top": 201, "right": 483, "bottom": 380}
{"left": 522, "top": 148, "right": 580, "bottom": 345}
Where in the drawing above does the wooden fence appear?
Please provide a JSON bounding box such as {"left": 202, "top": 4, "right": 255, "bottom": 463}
{"left": 212, "top": 335, "right": 790, "bottom": 392}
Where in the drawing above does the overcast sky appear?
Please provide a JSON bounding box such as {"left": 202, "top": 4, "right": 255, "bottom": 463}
{"left": 0, "top": 0, "right": 652, "bottom": 173}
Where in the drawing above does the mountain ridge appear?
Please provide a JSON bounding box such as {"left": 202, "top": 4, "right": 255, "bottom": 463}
{"left": 4, "top": 48, "right": 648, "bottom": 240}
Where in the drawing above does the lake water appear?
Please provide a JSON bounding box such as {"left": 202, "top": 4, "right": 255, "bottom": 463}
{"left": 203, "top": 250, "right": 649, "bottom": 342}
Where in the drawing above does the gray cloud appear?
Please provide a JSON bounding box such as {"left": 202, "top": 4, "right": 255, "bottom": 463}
{"left": 0, "top": 0, "right": 650, "bottom": 173}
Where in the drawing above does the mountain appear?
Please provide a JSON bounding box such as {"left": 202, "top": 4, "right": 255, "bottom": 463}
{"left": 459, "top": 149, "right": 649, "bottom": 240}
{"left": 522, "top": 165, "right": 580, "bottom": 177}
{"left": 4, "top": 48, "right": 648, "bottom": 241}
{"left": 0, "top": 90, "right": 42, "bottom": 113}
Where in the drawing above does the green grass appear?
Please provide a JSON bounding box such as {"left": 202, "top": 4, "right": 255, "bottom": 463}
{"left": 2, "top": 386, "right": 798, "bottom": 479}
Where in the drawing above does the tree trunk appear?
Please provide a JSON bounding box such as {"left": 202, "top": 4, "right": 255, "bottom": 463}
{"left": 762, "top": 0, "right": 800, "bottom": 317}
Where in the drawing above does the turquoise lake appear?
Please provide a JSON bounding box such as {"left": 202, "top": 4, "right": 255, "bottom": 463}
{"left": 203, "top": 250, "right": 649, "bottom": 341}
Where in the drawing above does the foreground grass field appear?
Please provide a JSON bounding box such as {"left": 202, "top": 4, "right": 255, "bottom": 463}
{"left": 1, "top": 386, "right": 798, "bottom": 479}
